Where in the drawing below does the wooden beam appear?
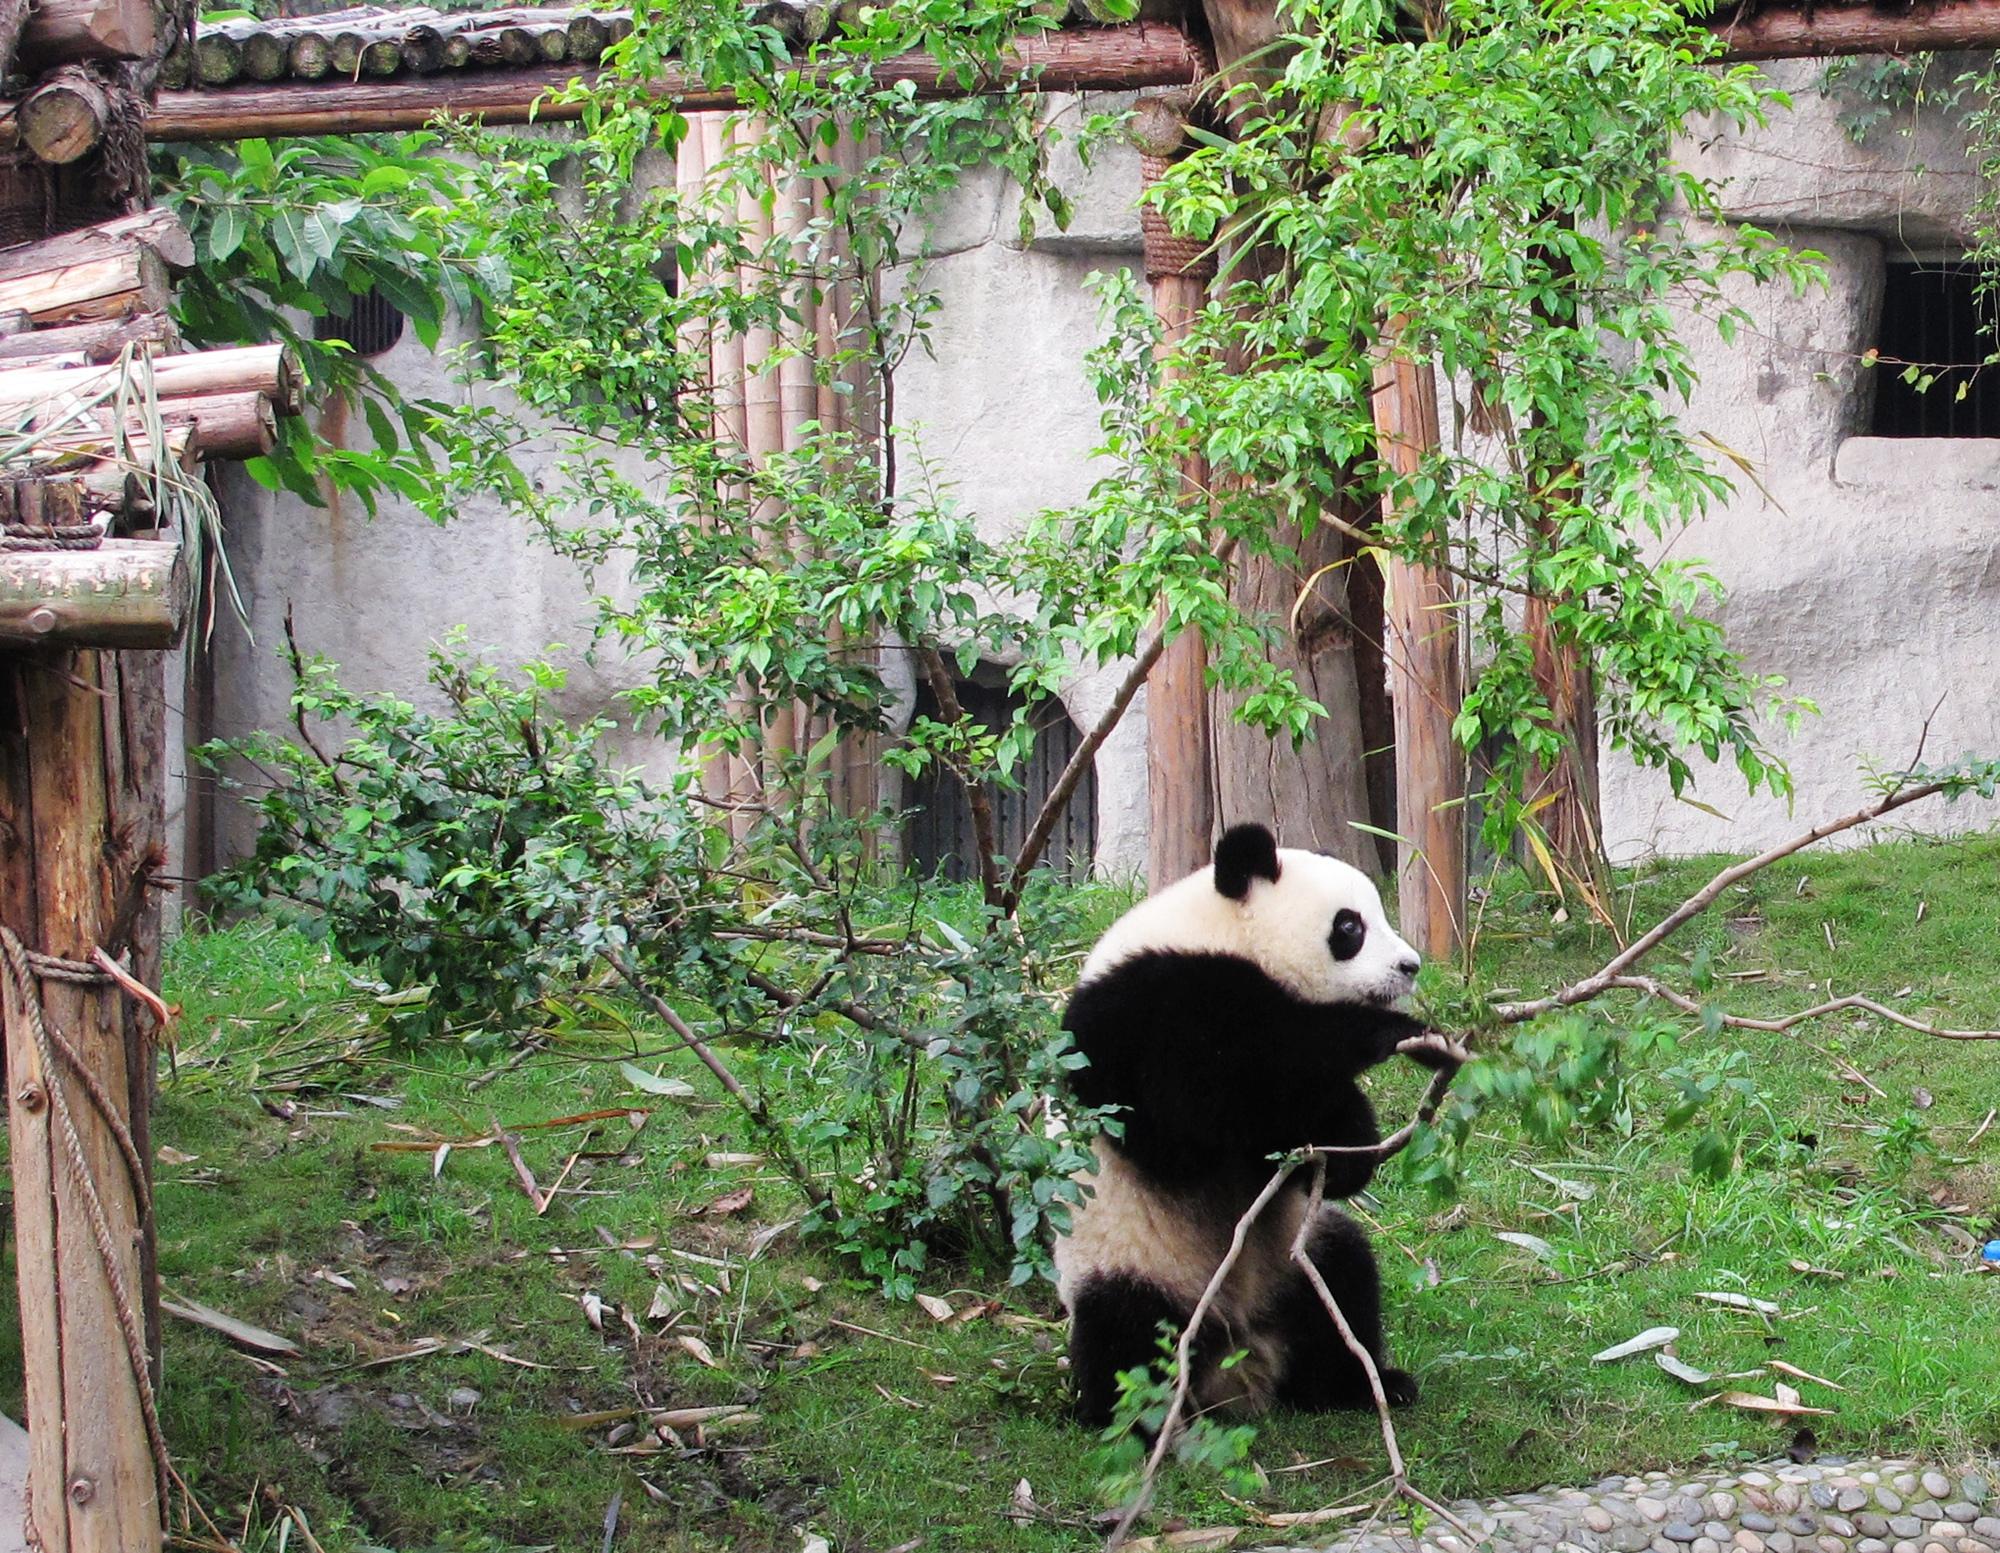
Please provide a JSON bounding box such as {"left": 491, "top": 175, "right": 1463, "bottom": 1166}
{"left": 145, "top": 22, "right": 1210, "bottom": 140}
{"left": 18, "top": 0, "right": 156, "bottom": 66}
{"left": 1372, "top": 346, "right": 1465, "bottom": 961}
{"left": 0, "top": 345, "right": 302, "bottom": 417}
{"left": 1706, "top": 0, "right": 2000, "bottom": 59}
{"left": 0, "top": 541, "right": 188, "bottom": 651}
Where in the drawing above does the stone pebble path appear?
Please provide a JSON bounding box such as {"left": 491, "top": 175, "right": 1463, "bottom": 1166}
{"left": 1306, "top": 1457, "right": 1999, "bottom": 1553}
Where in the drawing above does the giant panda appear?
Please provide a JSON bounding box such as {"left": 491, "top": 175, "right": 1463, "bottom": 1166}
{"left": 1054, "top": 822, "right": 1452, "bottom": 1429}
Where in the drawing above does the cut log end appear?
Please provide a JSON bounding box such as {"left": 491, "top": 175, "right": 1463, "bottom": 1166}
{"left": 19, "top": 74, "right": 110, "bottom": 165}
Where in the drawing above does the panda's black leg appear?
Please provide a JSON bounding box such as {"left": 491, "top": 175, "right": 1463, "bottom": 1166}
{"left": 1067, "top": 1272, "right": 1197, "bottom": 1431}
{"left": 1271, "top": 1211, "right": 1418, "bottom": 1412}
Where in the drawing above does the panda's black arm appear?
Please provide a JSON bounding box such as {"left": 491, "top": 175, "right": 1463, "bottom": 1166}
{"left": 1063, "top": 956, "right": 1407, "bottom": 1187}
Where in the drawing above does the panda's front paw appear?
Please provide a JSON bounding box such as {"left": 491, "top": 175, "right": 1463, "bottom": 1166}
{"left": 1379, "top": 1366, "right": 1419, "bottom": 1408}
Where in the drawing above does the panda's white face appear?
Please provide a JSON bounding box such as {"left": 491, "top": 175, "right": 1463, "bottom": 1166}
{"left": 1081, "top": 829, "right": 1420, "bottom": 1009}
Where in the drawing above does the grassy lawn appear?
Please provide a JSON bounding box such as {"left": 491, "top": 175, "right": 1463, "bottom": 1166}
{"left": 3, "top": 837, "right": 1997, "bottom": 1551}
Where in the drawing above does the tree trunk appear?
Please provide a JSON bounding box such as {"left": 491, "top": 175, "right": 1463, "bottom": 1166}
{"left": 1209, "top": 510, "right": 1379, "bottom": 873}
{"left": 1136, "top": 99, "right": 1217, "bottom": 889}
{"left": 1373, "top": 346, "right": 1465, "bottom": 959}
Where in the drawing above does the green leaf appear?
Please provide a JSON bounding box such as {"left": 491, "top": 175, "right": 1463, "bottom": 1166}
{"left": 207, "top": 204, "right": 246, "bottom": 264}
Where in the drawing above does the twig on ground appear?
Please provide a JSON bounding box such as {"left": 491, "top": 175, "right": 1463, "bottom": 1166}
{"left": 492, "top": 1118, "right": 546, "bottom": 1213}
{"left": 1577, "top": 975, "right": 2000, "bottom": 1043}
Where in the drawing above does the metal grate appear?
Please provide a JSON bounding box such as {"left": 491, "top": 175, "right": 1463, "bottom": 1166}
{"left": 1870, "top": 260, "right": 2000, "bottom": 438}
{"left": 314, "top": 287, "right": 406, "bottom": 359}
{"left": 904, "top": 672, "right": 1097, "bottom": 884}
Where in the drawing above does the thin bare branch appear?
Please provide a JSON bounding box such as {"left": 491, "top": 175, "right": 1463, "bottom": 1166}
{"left": 1004, "top": 625, "right": 1169, "bottom": 912}
{"left": 1104, "top": 1034, "right": 1463, "bottom": 1549}
{"left": 1594, "top": 974, "right": 2000, "bottom": 1041}
{"left": 916, "top": 644, "right": 1005, "bottom": 910}
{"left": 1491, "top": 777, "right": 1955, "bottom": 1023}
{"left": 1103, "top": 1157, "right": 1302, "bottom": 1551}
{"left": 600, "top": 949, "right": 828, "bottom": 1211}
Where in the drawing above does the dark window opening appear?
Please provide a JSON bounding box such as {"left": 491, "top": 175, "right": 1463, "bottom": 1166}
{"left": 904, "top": 669, "right": 1098, "bottom": 883}
{"left": 315, "top": 287, "right": 406, "bottom": 359}
{"left": 1870, "top": 259, "right": 2000, "bottom": 437}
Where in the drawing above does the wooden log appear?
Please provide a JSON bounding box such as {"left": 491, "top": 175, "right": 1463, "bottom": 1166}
{"left": 1372, "top": 344, "right": 1464, "bottom": 960}
{"left": 1, "top": 641, "right": 166, "bottom": 1553}
{"left": 191, "top": 26, "right": 243, "bottom": 86}
{"left": 287, "top": 31, "right": 332, "bottom": 79}
{"left": 20, "top": 70, "right": 111, "bottom": 166}
{"left": 0, "top": 311, "right": 176, "bottom": 364}
{"left": 18, "top": 0, "right": 156, "bottom": 65}
{"left": 0, "top": 248, "right": 168, "bottom": 328}
{"left": 158, "top": 36, "right": 189, "bottom": 88}
{"left": 0, "top": 344, "right": 302, "bottom": 418}
{"left": 1708, "top": 0, "right": 2000, "bottom": 58}
{"left": 0, "top": 210, "right": 194, "bottom": 278}
{"left": 155, "top": 391, "right": 278, "bottom": 459}
{"left": 0, "top": 540, "right": 186, "bottom": 649}
{"left": 1137, "top": 108, "right": 1216, "bottom": 889}
{"left": 148, "top": 22, "right": 1212, "bottom": 140}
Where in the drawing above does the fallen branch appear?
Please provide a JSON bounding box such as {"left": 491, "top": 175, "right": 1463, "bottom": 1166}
{"left": 1587, "top": 974, "right": 2000, "bottom": 1042}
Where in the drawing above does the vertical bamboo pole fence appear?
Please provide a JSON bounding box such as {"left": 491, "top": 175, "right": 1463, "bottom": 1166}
{"left": 1372, "top": 339, "right": 1465, "bottom": 960}
{"left": 1133, "top": 94, "right": 1217, "bottom": 889}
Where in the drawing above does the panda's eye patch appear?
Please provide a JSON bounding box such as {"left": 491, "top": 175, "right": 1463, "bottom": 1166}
{"left": 1329, "top": 909, "right": 1366, "bottom": 961}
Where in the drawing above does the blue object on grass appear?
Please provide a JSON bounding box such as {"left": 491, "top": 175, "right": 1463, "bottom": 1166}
{"left": 1983, "top": 1240, "right": 2000, "bottom": 1265}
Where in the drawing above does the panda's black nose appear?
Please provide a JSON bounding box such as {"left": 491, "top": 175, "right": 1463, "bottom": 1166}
{"left": 1397, "top": 957, "right": 1420, "bottom": 977}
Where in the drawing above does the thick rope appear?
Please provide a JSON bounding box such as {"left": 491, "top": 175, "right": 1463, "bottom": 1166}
{"left": 0, "top": 523, "right": 104, "bottom": 552}
{"left": 1, "top": 925, "right": 171, "bottom": 1521}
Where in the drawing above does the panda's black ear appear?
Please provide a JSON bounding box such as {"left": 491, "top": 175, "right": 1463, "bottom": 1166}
{"left": 1213, "top": 823, "right": 1280, "bottom": 900}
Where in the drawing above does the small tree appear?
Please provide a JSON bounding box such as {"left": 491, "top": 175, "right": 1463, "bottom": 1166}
{"left": 210, "top": 0, "right": 1832, "bottom": 1287}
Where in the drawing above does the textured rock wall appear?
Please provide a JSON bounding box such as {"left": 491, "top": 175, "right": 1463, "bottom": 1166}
{"left": 1602, "top": 62, "right": 2000, "bottom": 858}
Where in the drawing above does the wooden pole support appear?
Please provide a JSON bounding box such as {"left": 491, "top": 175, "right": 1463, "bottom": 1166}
{"left": 1, "top": 648, "right": 164, "bottom": 1553}
{"left": 1371, "top": 342, "right": 1465, "bottom": 960}
{"left": 1138, "top": 100, "right": 1218, "bottom": 889}
{"left": 0, "top": 541, "right": 189, "bottom": 651}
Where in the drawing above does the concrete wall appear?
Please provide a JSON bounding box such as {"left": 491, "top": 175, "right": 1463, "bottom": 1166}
{"left": 202, "top": 70, "right": 2000, "bottom": 886}
{"left": 1600, "top": 61, "right": 2000, "bottom": 859}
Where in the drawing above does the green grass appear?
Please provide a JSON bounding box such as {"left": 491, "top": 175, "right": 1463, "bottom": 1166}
{"left": 3, "top": 839, "right": 1998, "bottom": 1551}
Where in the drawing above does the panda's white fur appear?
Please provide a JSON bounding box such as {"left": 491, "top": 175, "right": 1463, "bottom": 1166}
{"left": 1052, "top": 824, "right": 1437, "bottom": 1427}
{"left": 1079, "top": 843, "right": 1418, "bottom": 1007}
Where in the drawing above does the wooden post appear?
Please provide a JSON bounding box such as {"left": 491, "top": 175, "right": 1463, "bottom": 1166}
{"left": 1372, "top": 343, "right": 1465, "bottom": 960}
{"left": 1, "top": 650, "right": 164, "bottom": 1553}
{"left": 1134, "top": 95, "right": 1215, "bottom": 889}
